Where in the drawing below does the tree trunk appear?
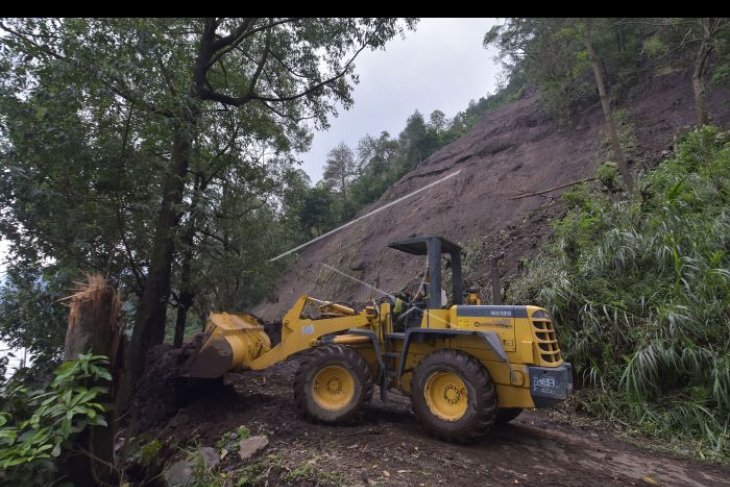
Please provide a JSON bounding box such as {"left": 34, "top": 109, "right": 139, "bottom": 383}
{"left": 61, "top": 275, "right": 122, "bottom": 487}
{"left": 173, "top": 230, "right": 194, "bottom": 348}
{"left": 693, "top": 18, "right": 715, "bottom": 126}
{"left": 173, "top": 175, "right": 202, "bottom": 348}
{"left": 120, "top": 123, "right": 192, "bottom": 409}
{"left": 118, "top": 19, "right": 232, "bottom": 409}
{"left": 173, "top": 294, "right": 193, "bottom": 348}
{"left": 173, "top": 234, "right": 194, "bottom": 347}
{"left": 583, "top": 19, "right": 633, "bottom": 191}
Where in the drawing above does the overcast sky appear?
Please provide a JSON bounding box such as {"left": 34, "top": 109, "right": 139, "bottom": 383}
{"left": 300, "top": 18, "right": 504, "bottom": 182}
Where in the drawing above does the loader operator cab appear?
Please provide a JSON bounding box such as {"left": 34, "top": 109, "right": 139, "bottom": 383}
{"left": 388, "top": 236, "right": 464, "bottom": 330}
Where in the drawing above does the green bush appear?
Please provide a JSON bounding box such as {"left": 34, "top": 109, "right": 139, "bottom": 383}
{"left": 0, "top": 353, "right": 111, "bottom": 484}
{"left": 596, "top": 161, "right": 621, "bottom": 192}
{"left": 511, "top": 126, "right": 730, "bottom": 459}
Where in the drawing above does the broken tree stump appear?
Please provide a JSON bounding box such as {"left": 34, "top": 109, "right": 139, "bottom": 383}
{"left": 61, "top": 274, "right": 122, "bottom": 486}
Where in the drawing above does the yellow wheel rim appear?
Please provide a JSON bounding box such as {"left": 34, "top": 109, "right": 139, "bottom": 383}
{"left": 312, "top": 365, "right": 355, "bottom": 411}
{"left": 424, "top": 371, "right": 469, "bottom": 421}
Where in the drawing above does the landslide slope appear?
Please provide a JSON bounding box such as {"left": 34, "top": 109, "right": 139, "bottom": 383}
{"left": 256, "top": 71, "right": 730, "bottom": 319}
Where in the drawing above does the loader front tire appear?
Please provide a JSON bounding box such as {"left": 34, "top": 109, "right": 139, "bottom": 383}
{"left": 411, "top": 349, "right": 497, "bottom": 442}
{"left": 294, "top": 345, "right": 373, "bottom": 424}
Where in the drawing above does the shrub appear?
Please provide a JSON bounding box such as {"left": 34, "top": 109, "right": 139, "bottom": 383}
{"left": 0, "top": 353, "right": 111, "bottom": 484}
{"left": 511, "top": 127, "right": 730, "bottom": 459}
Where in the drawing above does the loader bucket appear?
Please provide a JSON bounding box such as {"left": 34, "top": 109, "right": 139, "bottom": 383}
{"left": 186, "top": 312, "right": 272, "bottom": 378}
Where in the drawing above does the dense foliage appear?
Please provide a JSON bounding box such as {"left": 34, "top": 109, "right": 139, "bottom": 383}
{"left": 486, "top": 18, "right": 730, "bottom": 123}
{"left": 0, "top": 18, "right": 415, "bottom": 380}
{"left": 510, "top": 127, "right": 730, "bottom": 458}
{"left": 0, "top": 354, "right": 111, "bottom": 484}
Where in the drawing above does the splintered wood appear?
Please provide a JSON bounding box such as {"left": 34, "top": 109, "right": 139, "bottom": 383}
{"left": 62, "top": 274, "right": 122, "bottom": 372}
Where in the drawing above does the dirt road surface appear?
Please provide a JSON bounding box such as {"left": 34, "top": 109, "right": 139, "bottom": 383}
{"left": 143, "top": 359, "right": 729, "bottom": 487}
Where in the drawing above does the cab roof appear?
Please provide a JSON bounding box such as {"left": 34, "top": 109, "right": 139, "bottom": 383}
{"left": 388, "top": 236, "right": 462, "bottom": 256}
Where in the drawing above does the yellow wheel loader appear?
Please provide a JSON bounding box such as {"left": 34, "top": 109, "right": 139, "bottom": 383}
{"left": 186, "top": 236, "right": 573, "bottom": 442}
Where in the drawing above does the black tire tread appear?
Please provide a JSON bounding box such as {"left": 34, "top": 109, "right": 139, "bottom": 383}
{"left": 411, "top": 349, "right": 497, "bottom": 442}
{"left": 293, "top": 345, "right": 373, "bottom": 424}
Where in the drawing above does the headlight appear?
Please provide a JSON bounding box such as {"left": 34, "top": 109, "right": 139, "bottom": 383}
{"left": 531, "top": 309, "right": 551, "bottom": 320}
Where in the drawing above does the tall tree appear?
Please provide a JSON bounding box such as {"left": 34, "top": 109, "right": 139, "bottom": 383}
{"left": 581, "top": 19, "right": 632, "bottom": 190}
{"left": 428, "top": 109, "right": 448, "bottom": 135}
{"left": 348, "top": 131, "right": 398, "bottom": 206}
{"left": 396, "top": 110, "right": 438, "bottom": 174}
{"left": 300, "top": 185, "right": 336, "bottom": 236}
{"left": 692, "top": 18, "right": 718, "bottom": 125}
{"left": 356, "top": 131, "right": 398, "bottom": 176}
{"left": 323, "top": 142, "right": 356, "bottom": 200}
{"left": 485, "top": 18, "right": 637, "bottom": 189}
{"left": 634, "top": 18, "right": 730, "bottom": 126}
{"left": 0, "top": 18, "right": 416, "bottom": 404}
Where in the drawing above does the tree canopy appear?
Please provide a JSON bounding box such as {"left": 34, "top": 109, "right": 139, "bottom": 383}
{"left": 0, "top": 17, "right": 417, "bottom": 399}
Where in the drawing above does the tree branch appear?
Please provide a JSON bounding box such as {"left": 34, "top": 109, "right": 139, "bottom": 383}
{"left": 210, "top": 17, "right": 255, "bottom": 52}
{"left": 0, "top": 21, "right": 65, "bottom": 60}
{"left": 112, "top": 105, "right": 145, "bottom": 296}
{"left": 246, "top": 30, "right": 272, "bottom": 99}
{"left": 196, "top": 227, "right": 232, "bottom": 252}
{"left": 268, "top": 45, "right": 313, "bottom": 79}
{"left": 200, "top": 34, "right": 371, "bottom": 107}
{"left": 204, "top": 18, "right": 294, "bottom": 76}
{"left": 153, "top": 49, "right": 177, "bottom": 97}
{"left": 1, "top": 21, "right": 173, "bottom": 118}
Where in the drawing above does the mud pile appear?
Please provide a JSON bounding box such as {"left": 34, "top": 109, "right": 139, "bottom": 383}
{"left": 127, "top": 320, "right": 282, "bottom": 435}
{"left": 127, "top": 335, "right": 226, "bottom": 434}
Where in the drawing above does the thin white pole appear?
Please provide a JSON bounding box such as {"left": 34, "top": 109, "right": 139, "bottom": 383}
{"left": 269, "top": 170, "right": 461, "bottom": 262}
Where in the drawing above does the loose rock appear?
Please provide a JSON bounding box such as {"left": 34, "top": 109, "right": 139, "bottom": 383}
{"left": 238, "top": 435, "right": 269, "bottom": 461}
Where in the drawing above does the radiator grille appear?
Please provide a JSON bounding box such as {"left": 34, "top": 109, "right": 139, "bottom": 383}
{"left": 532, "top": 319, "right": 562, "bottom": 364}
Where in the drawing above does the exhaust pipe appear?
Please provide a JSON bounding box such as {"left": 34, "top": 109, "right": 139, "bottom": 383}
{"left": 490, "top": 253, "right": 505, "bottom": 305}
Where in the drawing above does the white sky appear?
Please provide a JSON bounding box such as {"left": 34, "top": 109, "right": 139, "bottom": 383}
{"left": 300, "top": 18, "right": 503, "bottom": 181}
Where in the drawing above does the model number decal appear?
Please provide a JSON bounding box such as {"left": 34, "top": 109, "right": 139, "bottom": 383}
{"left": 489, "top": 310, "right": 512, "bottom": 317}
{"left": 301, "top": 324, "right": 315, "bottom": 335}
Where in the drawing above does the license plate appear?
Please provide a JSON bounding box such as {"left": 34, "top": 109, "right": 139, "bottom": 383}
{"left": 530, "top": 366, "right": 571, "bottom": 399}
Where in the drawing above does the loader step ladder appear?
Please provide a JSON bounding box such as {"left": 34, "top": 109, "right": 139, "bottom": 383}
{"left": 382, "top": 333, "right": 406, "bottom": 397}
{"left": 346, "top": 328, "right": 395, "bottom": 401}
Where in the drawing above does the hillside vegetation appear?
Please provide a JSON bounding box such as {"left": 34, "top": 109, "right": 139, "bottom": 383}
{"left": 510, "top": 127, "right": 730, "bottom": 458}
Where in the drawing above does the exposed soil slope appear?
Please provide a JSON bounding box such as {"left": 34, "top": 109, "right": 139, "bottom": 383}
{"left": 255, "top": 71, "right": 730, "bottom": 319}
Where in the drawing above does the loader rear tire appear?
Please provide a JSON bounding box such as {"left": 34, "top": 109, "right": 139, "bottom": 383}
{"left": 411, "top": 349, "right": 496, "bottom": 442}
{"left": 294, "top": 345, "right": 373, "bottom": 424}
